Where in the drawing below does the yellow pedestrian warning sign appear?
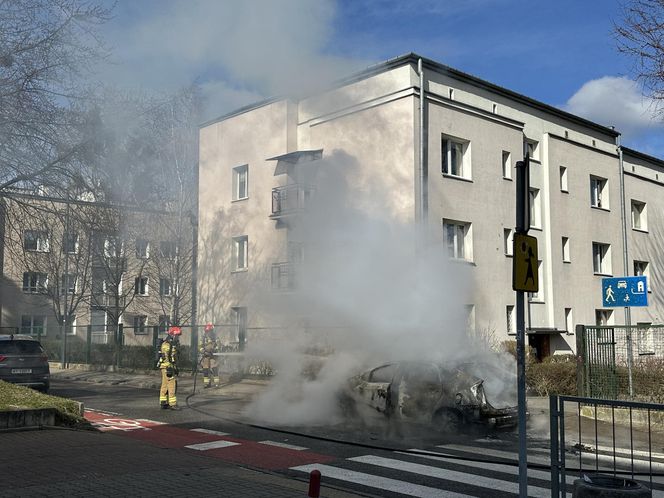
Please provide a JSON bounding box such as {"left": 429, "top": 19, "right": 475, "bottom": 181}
{"left": 513, "top": 233, "right": 538, "bottom": 292}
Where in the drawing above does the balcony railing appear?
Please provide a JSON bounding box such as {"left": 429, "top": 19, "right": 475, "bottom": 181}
{"left": 270, "top": 184, "right": 315, "bottom": 219}
{"left": 271, "top": 262, "right": 296, "bottom": 290}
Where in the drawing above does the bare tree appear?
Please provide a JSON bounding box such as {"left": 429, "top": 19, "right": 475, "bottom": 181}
{"left": 615, "top": 0, "right": 664, "bottom": 113}
{"left": 0, "top": 0, "right": 111, "bottom": 193}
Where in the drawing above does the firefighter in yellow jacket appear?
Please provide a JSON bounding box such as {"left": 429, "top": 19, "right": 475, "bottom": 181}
{"left": 199, "top": 323, "right": 220, "bottom": 388}
{"left": 157, "top": 326, "right": 181, "bottom": 410}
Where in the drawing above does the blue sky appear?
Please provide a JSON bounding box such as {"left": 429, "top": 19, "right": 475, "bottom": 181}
{"left": 99, "top": 0, "right": 663, "bottom": 158}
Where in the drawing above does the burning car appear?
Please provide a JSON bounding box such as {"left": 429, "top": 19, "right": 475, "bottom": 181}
{"left": 341, "top": 361, "right": 519, "bottom": 429}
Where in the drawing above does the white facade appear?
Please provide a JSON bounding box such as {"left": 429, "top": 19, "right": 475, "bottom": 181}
{"left": 198, "top": 54, "right": 664, "bottom": 357}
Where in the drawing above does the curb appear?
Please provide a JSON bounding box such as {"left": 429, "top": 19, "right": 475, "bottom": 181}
{"left": 0, "top": 408, "right": 57, "bottom": 429}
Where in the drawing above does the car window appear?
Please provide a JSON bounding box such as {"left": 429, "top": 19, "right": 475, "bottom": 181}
{"left": 403, "top": 364, "right": 440, "bottom": 384}
{"left": 370, "top": 364, "right": 397, "bottom": 383}
{"left": 0, "top": 340, "right": 43, "bottom": 354}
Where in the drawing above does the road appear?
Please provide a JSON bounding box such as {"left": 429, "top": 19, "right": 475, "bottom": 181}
{"left": 51, "top": 379, "right": 664, "bottom": 497}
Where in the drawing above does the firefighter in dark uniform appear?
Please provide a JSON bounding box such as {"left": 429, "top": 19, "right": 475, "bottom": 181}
{"left": 157, "top": 326, "right": 181, "bottom": 409}
{"left": 199, "top": 322, "right": 220, "bottom": 388}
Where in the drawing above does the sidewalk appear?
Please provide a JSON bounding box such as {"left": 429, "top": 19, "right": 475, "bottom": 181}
{"left": 0, "top": 368, "right": 366, "bottom": 498}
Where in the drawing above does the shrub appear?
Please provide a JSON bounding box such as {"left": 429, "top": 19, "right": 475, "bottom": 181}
{"left": 526, "top": 360, "right": 577, "bottom": 396}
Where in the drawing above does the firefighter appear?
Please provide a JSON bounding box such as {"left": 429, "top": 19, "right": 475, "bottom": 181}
{"left": 199, "top": 322, "right": 220, "bottom": 388}
{"left": 157, "top": 326, "right": 181, "bottom": 410}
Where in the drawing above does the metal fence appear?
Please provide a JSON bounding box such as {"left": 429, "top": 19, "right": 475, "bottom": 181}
{"left": 577, "top": 324, "right": 664, "bottom": 402}
{"left": 550, "top": 394, "right": 664, "bottom": 497}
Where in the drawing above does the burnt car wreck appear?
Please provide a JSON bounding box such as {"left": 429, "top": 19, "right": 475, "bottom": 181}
{"left": 341, "top": 361, "right": 519, "bottom": 429}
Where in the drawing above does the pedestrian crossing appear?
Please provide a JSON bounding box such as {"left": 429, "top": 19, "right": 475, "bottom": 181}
{"left": 290, "top": 441, "right": 664, "bottom": 498}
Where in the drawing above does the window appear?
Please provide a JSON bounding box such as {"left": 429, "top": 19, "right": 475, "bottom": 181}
{"left": 63, "top": 232, "right": 78, "bottom": 254}
{"left": 560, "top": 166, "right": 568, "bottom": 192}
{"left": 504, "top": 228, "right": 513, "bottom": 256}
{"left": 160, "top": 241, "right": 177, "bottom": 259}
{"left": 590, "top": 176, "right": 608, "bottom": 209}
{"left": 159, "top": 278, "right": 173, "bottom": 296}
{"left": 636, "top": 322, "right": 655, "bottom": 355}
{"left": 90, "top": 309, "right": 108, "bottom": 334}
{"left": 24, "top": 230, "right": 49, "bottom": 252}
{"left": 595, "top": 309, "right": 613, "bottom": 326}
{"left": 562, "top": 237, "right": 570, "bottom": 263}
{"left": 233, "top": 235, "right": 248, "bottom": 270}
{"left": 21, "top": 315, "right": 46, "bottom": 336}
{"left": 136, "top": 239, "right": 150, "bottom": 259}
{"left": 443, "top": 219, "right": 472, "bottom": 261}
{"left": 592, "top": 242, "right": 612, "bottom": 275}
{"left": 634, "top": 260, "right": 651, "bottom": 291}
{"left": 565, "top": 308, "right": 573, "bottom": 333}
{"left": 233, "top": 164, "right": 249, "bottom": 200}
{"left": 22, "top": 272, "right": 48, "bottom": 293}
{"left": 529, "top": 188, "right": 541, "bottom": 229}
{"left": 528, "top": 261, "right": 544, "bottom": 301}
{"left": 65, "top": 316, "right": 77, "bottom": 336}
{"left": 158, "top": 315, "right": 170, "bottom": 334}
{"left": 631, "top": 200, "right": 647, "bottom": 231}
{"left": 61, "top": 274, "right": 77, "bottom": 294}
{"left": 506, "top": 305, "right": 515, "bottom": 335}
{"left": 502, "top": 151, "right": 511, "bottom": 179}
{"left": 524, "top": 139, "right": 539, "bottom": 160}
{"left": 133, "top": 315, "right": 148, "bottom": 335}
{"left": 104, "top": 236, "right": 122, "bottom": 258}
{"left": 441, "top": 135, "right": 470, "bottom": 179}
{"left": 134, "top": 276, "right": 148, "bottom": 296}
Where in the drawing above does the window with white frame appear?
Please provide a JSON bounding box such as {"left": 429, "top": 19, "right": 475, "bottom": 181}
{"left": 504, "top": 228, "right": 513, "bottom": 256}
{"left": 90, "top": 309, "right": 108, "bottom": 334}
{"left": 158, "top": 315, "right": 170, "bottom": 333}
{"left": 562, "top": 236, "right": 570, "bottom": 263}
{"left": 61, "top": 273, "right": 77, "bottom": 294}
{"left": 63, "top": 231, "right": 78, "bottom": 254}
{"left": 21, "top": 315, "right": 46, "bottom": 336}
{"left": 524, "top": 139, "right": 539, "bottom": 160}
{"left": 233, "top": 235, "right": 248, "bottom": 270}
{"left": 636, "top": 322, "right": 655, "bottom": 355}
{"left": 233, "top": 164, "right": 249, "bottom": 200}
{"left": 133, "top": 315, "right": 148, "bottom": 335}
{"left": 528, "top": 261, "right": 544, "bottom": 301}
{"left": 136, "top": 239, "right": 150, "bottom": 259}
{"left": 634, "top": 260, "right": 651, "bottom": 290}
{"left": 592, "top": 242, "right": 611, "bottom": 275}
{"left": 160, "top": 241, "right": 177, "bottom": 259}
{"left": 134, "top": 276, "right": 148, "bottom": 296}
{"left": 595, "top": 309, "right": 614, "bottom": 326}
{"left": 502, "top": 151, "right": 511, "bottom": 179}
{"left": 506, "top": 305, "right": 515, "bottom": 335}
{"left": 22, "top": 272, "right": 48, "bottom": 293}
{"left": 631, "top": 200, "right": 647, "bottom": 231}
{"left": 529, "top": 188, "right": 541, "bottom": 229}
{"left": 441, "top": 135, "right": 470, "bottom": 179}
{"left": 159, "top": 278, "right": 173, "bottom": 296}
{"left": 590, "top": 176, "right": 608, "bottom": 209}
{"left": 104, "top": 236, "right": 123, "bottom": 258}
{"left": 65, "top": 316, "right": 77, "bottom": 336}
{"left": 24, "top": 230, "right": 49, "bottom": 252}
{"left": 443, "top": 219, "right": 472, "bottom": 261}
{"left": 565, "top": 308, "right": 573, "bottom": 333}
{"left": 560, "top": 166, "right": 568, "bottom": 192}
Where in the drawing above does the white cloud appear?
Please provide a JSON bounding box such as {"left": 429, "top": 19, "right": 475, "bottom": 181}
{"left": 565, "top": 76, "right": 662, "bottom": 138}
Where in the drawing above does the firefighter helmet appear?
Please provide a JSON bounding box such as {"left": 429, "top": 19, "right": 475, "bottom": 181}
{"left": 204, "top": 322, "right": 214, "bottom": 332}
{"left": 168, "top": 326, "right": 182, "bottom": 337}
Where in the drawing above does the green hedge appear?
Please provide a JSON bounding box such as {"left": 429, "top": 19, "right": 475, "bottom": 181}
{"left": 526, "top": 356, "right": 577, "bottom": 396}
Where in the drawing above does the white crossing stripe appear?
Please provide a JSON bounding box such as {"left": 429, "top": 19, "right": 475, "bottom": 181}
{"left": 589, "top": 443, "right": 664, "bottom": 461}
{"left": 402, "top": 449, "right": 576, "bottom": 485}
{"left": 291, "top": 463, "right": 470, "bottom": 497}
{"left": 349, "top": 455, "right": 550, "bottom": 498}
{"left": 259, "top": 440, "right": 307, "bottom": 451}
{"left": 190, "top": 428, "right": 230, "bottom": 436}
{"left": 436, "top": 444, "right": 551, "bottom": 467}
{"left": 185, "top": 440, "right": 240, "bottom": 451}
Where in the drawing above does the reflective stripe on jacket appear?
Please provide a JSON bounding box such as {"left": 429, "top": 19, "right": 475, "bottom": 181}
{"left": 158, "top": 339, "right": 177, "bottom": 368}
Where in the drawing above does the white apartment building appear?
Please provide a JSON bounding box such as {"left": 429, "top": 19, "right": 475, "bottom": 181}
{"left": 198, "top": 53, "right": 664, "bottom": 358}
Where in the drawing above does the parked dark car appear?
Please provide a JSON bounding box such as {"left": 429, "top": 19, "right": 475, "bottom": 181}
{"left": 342, "top": 361, "right": 519, "bottom": 429}
{"left": 0, "top": 335, "right": 50, "bottom": 392}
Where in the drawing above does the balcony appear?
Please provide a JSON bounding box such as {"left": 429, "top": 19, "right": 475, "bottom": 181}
{"left": 270, "top": 184, "right": 315, "bottom": 219}
{"left": 271, "top": 262, "right": 296, "bottom": 291}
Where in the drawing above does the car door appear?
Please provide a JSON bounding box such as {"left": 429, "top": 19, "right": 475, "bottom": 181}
{"left": 395, "top": 363, "right": 444, "bottom": 420}
{"left": 356, "top": 364, "right": 397, "bottom": 414}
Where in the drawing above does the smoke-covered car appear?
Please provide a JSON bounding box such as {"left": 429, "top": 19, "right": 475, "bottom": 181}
{"left": 341, "top": 361, "right": 519, "bottom": 429}
{"left": 0, "top": 335, "right": 50, "bottom": 392}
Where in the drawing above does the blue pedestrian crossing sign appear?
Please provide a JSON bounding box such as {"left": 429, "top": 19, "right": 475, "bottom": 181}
{"left": 602, "top": 276, "right": 648, "bottom": 307}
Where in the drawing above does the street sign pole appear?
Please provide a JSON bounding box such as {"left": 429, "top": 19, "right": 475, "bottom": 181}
{"left": 515, "top": 157, "right": 529, "bottom": 497}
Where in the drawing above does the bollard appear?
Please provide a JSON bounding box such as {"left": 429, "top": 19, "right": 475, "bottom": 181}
{"left": 308, "top": 469, "right": 321, "bottom": 498}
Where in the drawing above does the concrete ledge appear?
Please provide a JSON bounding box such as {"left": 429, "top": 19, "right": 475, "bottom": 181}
{"left": 0, "top": 408, "right": 57, "bottom": 429}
